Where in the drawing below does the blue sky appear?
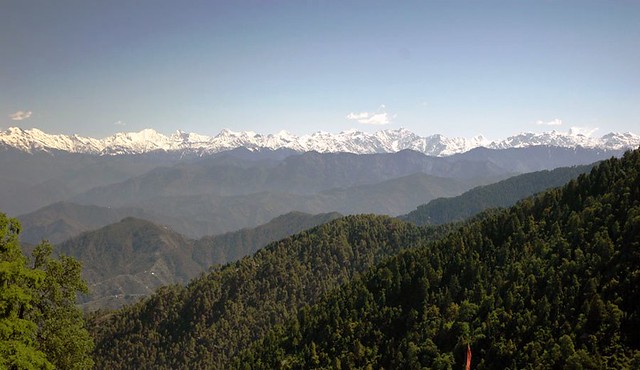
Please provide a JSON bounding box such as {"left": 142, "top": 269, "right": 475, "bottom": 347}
{"left": 1, "top": 0, "right": 639, "bottom": 139}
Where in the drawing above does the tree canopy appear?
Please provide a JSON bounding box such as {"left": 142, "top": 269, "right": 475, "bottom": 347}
{"left": 0, "top": 213, "right": 93, "bottom": 369}
{"left": 239, "top": 150, "right": 640, "bottom": 369}
{"left": 83, "top": 149, "right": 640, "bottom": 368}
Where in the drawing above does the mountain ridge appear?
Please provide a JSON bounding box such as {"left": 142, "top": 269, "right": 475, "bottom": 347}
{"left": 400, "top": 163, "right": 595, "bottom": 225}
{"left": 90, "top": 149, "right": 640, "bottom": 369}
{"left": 2, "top": 126, "right": 638, "bottom": 157}
{"left": 57, "top": 211, "right": 343, "bottom": 310}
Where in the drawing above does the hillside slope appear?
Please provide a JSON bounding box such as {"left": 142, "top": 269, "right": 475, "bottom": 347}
{"left": 90, "top": 215, "right": 438, "bottom": 368}
{"left": 59, "top": 218, "right": 196, "bottom": 309}
{"left": 242, "top": 150, "right": 640, "bottom": 369}
{"left": 60, "top": 212, "right": 341, "bottom": 310}
{"left": 401, "top": 163, "right": 595, "bottom": 225}
{"left": 91, "top": 149, "right": 640, "bottom": 369}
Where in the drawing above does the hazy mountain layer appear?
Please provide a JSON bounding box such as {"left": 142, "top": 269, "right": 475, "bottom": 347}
{"left": 401, "top": 163, "right": 595, "bottom": 225}
{"left": 66, "top": 148, "right": 619, "bottom": 238}
{"left": 4, "top": 146, "right": 625, "bottom": 241}
{"left": 0, "top": 147, "right": 183, "bottom": 215}
{"left": 18, "top": 202, "right": 153, "bottom": 245}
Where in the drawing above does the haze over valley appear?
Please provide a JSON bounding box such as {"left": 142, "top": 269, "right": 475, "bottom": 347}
{"left": 2, "top": 128, "right": 634, "bottom": 312}
{"left": 2, "top": 1, "right": 639, "bottom": 368}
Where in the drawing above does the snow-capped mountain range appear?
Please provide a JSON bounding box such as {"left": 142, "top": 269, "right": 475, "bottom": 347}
{"left": 1, "top": 126, "right": 638, "bottom": 157}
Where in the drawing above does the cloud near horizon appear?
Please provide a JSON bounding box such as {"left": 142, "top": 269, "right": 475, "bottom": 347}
{"left": 346, "top": 105, "right": 392, "bottom": 125}
{"left": 114, "top": 120, "right": 126, "bottom": 126}
{"left": 9, "top": 110, "right": 33, "bottom": 121}
{"left": 569, "top": 126, "right": 599, "bottom": 137}
{"left": 536, "top": 118, "right": 563, "bottom": 126}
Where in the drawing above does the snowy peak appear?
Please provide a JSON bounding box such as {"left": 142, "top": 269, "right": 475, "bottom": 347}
{"left": 100, "top": 129, "right": 172, "bottom": 155}
{"left": 495, "top": 130, "right": 640, "bottom": 151}
{"left": 0, "top": 127, "right": 103, "bottom": 154}
{"left": 599, "top": 132, "right": 640, "bottom": 150}
{"left": 1, "top": 126, "right": 638, "bottom": 157}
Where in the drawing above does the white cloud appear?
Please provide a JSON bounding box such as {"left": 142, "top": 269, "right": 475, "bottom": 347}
{"left": 114, "top": 120, "right": 126, "bottom": 126}
{"left": 569, "top": 126, "right": 599, "bottom": 137}
{"left": 359, "top": 112, "right": 390, "bottom": 125}
{"left": 346, "top": 112, "right": 371, "bottom": 120}
{"left": 536, "top": 118, "right": 563, "bottom": 126}
{"left": 9, "top": 110, "right": 32, "bottom": 121}
{"left": 346, "top": 105, "right": 392, "bottom": 125}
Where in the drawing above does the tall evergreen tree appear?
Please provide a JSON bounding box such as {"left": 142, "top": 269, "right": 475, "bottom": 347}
{"left": 0, "top": 213, "right": 93, "bottom": 369}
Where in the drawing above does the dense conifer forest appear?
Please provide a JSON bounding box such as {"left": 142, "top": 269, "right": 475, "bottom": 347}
{"left": 90, "top": 215, "right": 445, "bottom": 368}
{"left": 239, "top": 150, "right": 640, "bottom": 369}
{"left": 87, "top": 149, "right": 640, "bottom": 369}
{"left": 2, "top": 150, "right": 638, "bottom": 369}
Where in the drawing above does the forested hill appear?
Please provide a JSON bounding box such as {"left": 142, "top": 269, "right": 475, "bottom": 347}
{"left": 91, "top": 215, "right": 443, "bottom": 369}
{"left": 239, "top": 149, "right": 640, "bottom": 368}
{"left": 401, "top": 163, "right": 594, "bottom": 226}
{"left": 58, "top": 211, "right": 342, "bottom": 310}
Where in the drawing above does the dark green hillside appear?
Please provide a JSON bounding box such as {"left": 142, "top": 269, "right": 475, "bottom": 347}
{"left": 58, "top": 218, "right": 198, "bottom": 309}
{"left": 402, "top": 163, "right": 594, "bottom": 225}
{"left": 59, "top": 212, "right": 342, "bottom": 310}
{"left": 241, "top": 150, "right": 640, "bottom": 369}
{"left": 192, "top": 211, "right": 342, "bottom": 264}
{"left": 91, "top": 215, "right": 437, "bottom": 369}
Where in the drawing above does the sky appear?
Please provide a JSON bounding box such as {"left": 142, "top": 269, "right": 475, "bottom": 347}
{"left": 1, "top": 0, "right": 639, "bottom": 140}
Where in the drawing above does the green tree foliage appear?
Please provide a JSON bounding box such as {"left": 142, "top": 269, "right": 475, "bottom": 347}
{"left": 30, "top": 242, "right": 94, "bottom": 369}
{"left": 91, "top": 150, "right": 640, "bottom": 369}
{"left": 91, "top": 215, "right": 444, "bottom": 369}
{"left": 0, "top": 213, "right": 93, "bottom": 369}
{"left": 0, "top": 214, "right": 50, "bottom": 369}
{"left": 238, "top": 150, "right": 640, "bottom": 368}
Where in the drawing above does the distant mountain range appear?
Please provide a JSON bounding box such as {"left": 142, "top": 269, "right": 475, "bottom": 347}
{"left": 51, "top": 162, "right": 595, "bottom": 310}
{"left": 8, "top": 145, "right": 626, "bottom": 237}
{"left": 1, "top": 126, "right": 638, "bottom": 157}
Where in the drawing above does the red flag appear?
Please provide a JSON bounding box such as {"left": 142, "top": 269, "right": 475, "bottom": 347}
{"left": 466, "top": 344, "right": 472, "bottom": 370}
